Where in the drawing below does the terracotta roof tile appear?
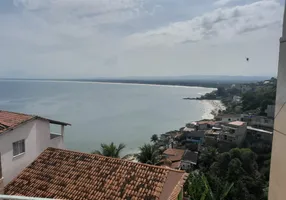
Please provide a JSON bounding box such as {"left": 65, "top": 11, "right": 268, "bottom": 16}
{"left": 0, "top": 110, "right": 70, "bottom": 135}
{"left": 0, "top": 110, "right": 34, "bottom": 134}
{"left": 163, "top": 149, "right": 185, "bottom": 162}
{"left": 5, "top": 148, "right": 187, "bottom": 200}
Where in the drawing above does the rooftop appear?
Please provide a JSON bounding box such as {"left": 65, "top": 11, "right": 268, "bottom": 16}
{"left": 163, "top": 149, "right": 185, "bottom": 162}
{"left": 215, "top": 114, "right": 242, "bottom": 118}
{"left": 182, "top": 151, "right": 198, "bottom": 165}
{"left": 186, "top": 131, "right": 205, "bottom": 138}
{"left": 247, "top": 126, "right": 273, "bottom": 135}
{"left": 5, "top": 147, "right": 187, "bottom": 200}
{"left": 0, "top": 110, "right": 70, "bottom": 134}
{"left": 196, "top": 121, "right": 216, "bottom": 125}
{"left": 228, "top": 121, "right": 246, "bottom": 127}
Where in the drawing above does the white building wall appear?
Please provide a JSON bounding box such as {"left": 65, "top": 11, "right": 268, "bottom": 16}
{"left": 0, "top": 119, "right": 64, "bottom": 185}
{"left": 221, "top": 117, "right": 242, "bottom": 122}
{"left": 269, "top": 4, "right": 286, "bottom": 199}
{"left": 0, "top": 120, "right": 38, "bottom": 185}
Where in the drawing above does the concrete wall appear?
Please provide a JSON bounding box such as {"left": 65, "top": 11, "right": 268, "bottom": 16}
{"left": 220, "top": 117, "right": 242, "bottom": 122}
{"left": 0, "top": 120, "right": 37, "bottom": 185}
{"left": 0, "top": 119, "right": 64, "bottom": 185}
{"left": 269, "top": 4, "right": 286, "bottom": 200}
{"left": 236, "top": 125, "right": 247, "bottom": 146}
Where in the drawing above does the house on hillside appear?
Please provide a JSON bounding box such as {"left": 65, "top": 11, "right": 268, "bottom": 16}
{"left": 249, "top": 116, "right": 274, "bottom": 130}
{"left": 232, "top": 95, "right": 242, "bottom": 104}
{"left": 180, "top": 150, "right": 198, "bottom": 171}
{"left": 186, "top": 131, "right": 205, "bottom": 144}
{"left": 0, "top": 110, "right": 70, "bottom": 185}
{"left": 247, "top": 126, "right": 273, "bottom": 143}
{"left": 194, "top": 121, "right": 216, "bottom": 130}
{"left": 162, "top": 148, "right": 185, "bottom": 169}
{"left": 215, "top": 114, "right": 243, "bottom": 122}
{"left": 4, "top": 147, "right": 188, "bottom": 200}
{"left": 219, "top": 121, "right": 247, "bottom": 146}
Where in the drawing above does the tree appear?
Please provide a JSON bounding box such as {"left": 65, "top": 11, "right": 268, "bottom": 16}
{"left": 185, "top": 172, "right": 233, "bottom": 200}
{"left": 150, "top": 134, "right": 159, "bottom": 143}
{"left": 136, "top": 144, "right": 161, "bottom": 165}
{"left": 92, "top": 142, "right": 126, "bottom": 158}
{"left": 217, "top": 87, "right": 226, "bottom": 97}
{"left": 199, "top": 147, "right": 218, "bottom": 172}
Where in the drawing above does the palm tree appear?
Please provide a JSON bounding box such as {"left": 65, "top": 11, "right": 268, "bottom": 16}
{"left": 136, "top": 144, "right": 161, "bottom": 165}
{"left": 150, "top": 134, "right": 159, "bottom": 143}
{"left": 92, "top": 142, "right": 126, "bottom": 158}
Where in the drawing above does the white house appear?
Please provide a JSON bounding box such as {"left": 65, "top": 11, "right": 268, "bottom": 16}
{"left": 180, "top": 150, "right": 198, "bottom": 171}
{"left": 232, "top": 95, "right": 242, "bottom": 104}
{"left": 0, "top": 110, "right": 70, "bottom": 186}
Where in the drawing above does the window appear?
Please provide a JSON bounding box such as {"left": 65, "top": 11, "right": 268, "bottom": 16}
{"left": 13, "top": 140, "right": 25, "bottom": 156}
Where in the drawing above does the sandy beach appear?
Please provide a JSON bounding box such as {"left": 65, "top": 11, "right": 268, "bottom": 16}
{"left": 201, "top": 100, "right": 226, "bottom": 119}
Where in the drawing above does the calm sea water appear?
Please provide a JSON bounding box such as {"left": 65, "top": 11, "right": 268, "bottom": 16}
{"left": 0, "top": 80, "right": 214, "bottom": 154}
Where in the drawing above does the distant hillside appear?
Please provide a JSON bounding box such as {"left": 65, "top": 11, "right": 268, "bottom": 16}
{"left": 0, "top": 75, "right": 272, "bottom": 88}
{"left": 88, "top": 75, "right": 271, "bottom": 83}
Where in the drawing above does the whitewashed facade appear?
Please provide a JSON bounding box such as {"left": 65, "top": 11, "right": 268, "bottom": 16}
{"left": 0, "top": 118, "right": 69, "bottom": 186}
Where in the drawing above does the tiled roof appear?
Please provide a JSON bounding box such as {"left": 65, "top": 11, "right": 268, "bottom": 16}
{"left": 0, "top": 110, "right": 34, "bottom": 134}
{"left": 0, "top": 110, "right": 70, "bottom": 134}
{"left": 182, "top": 151, "right": 198, "bottom": 165}
{"left": 171, "top": 161, "right": 181, "bottom": 169}
{"left": 163, "top": 149, "right": 185, "bottom": 162}
{"left": 228, "top": 121, "right": 245, "bottom": 126}
{"left": 5, "top": 147, "right": 187, "bottom": 200}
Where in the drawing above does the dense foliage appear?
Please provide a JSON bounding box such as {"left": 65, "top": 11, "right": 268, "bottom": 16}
{"left": 241, "top": 85, "right": 276, "bottom": 114}
{"left": 150, "top": 134, "right": 159, "bottom": 143}
{"left": 185, "top": 147, "right": 269, "bottom": 200}
{"left": 135, "top": 143, "right": 161, "bottom": 165}
{"left": 184, "top": 172, "right": 234, "bottom": 200}
{"left": 92, "top": 142, "right": 126, "bottom": 158}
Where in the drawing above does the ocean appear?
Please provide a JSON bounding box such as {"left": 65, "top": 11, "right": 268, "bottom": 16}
{"left": 0, "top": 80, "right": 214, "bottom": 154}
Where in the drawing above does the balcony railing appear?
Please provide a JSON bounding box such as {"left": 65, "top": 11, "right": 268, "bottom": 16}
{"left": 50, "top": 132, "right": 62, "bottom": 140}
{"left": 0, "top": 194, "right": 57, "bottom": 200}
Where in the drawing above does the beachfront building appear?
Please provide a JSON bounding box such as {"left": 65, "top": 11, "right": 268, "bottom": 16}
{"left": 193, "top": 120, "right": 216, "bottom": 130}
{"left": 0, "top": 110, "right": 70, "bottom": 186}
{"left": 268, "top": 3, "right": 286, "bottom": 199}
{"left": 219, "top": 121, "right": 247, "bottom": 146}
{"left": 215, "top": 114, "right": 243, "bottom": 122}
{"left": 3, "top": 147, "right": 187, "bottom": 200}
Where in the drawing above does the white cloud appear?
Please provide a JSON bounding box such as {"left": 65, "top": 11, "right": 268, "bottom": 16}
{"left": 126, "top": 0, "right": 283, "bottom": 47}
{"left": 0, "top": 0, "right": 283, "bottom": 78}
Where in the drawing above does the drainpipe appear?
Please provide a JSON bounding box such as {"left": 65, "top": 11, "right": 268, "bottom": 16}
{"left": 0, "top": 153, "right": 3, "bottom": 194}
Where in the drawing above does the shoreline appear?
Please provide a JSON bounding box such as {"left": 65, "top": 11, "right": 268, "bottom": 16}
{"left": 0, "top": 79, "right": 216, "bottom": 89}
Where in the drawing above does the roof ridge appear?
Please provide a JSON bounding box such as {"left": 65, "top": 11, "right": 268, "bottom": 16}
{"left": 0, "top": 110, "right": 34, "bottom": 117}
{"left": 46, "top": 147, "right": 186, "bottom": 173}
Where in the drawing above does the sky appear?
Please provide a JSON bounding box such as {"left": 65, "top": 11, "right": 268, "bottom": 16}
{"left": 0, "top": 0, "right": 284, "bottom": 78}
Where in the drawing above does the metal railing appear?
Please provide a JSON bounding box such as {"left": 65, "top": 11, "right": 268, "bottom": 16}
{"left": 0, "top": 195, "right": 58, "bottom": 200}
